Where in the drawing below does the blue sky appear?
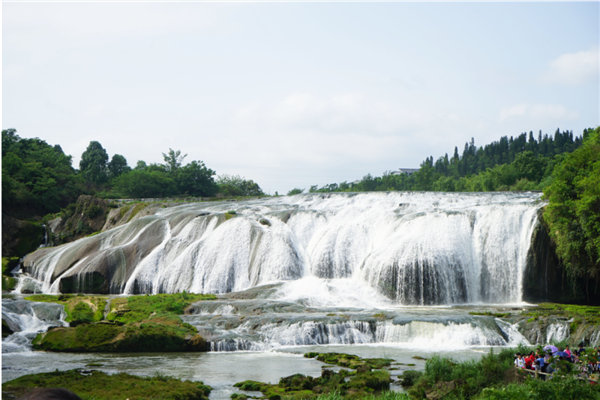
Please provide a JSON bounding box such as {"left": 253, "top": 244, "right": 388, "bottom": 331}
{"left": 3, "top": 1, "right": 599, "bottom": 194}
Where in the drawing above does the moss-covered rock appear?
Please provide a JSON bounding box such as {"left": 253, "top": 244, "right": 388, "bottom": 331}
{"left": 29, "top": 293, "right": 214, "bottom": 352}
{"left": 234, "top": 353, "right": 392, "bottom": 399}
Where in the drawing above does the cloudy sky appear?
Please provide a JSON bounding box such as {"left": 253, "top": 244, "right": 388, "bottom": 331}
{"left": 3, "top": 1, "right": 599, "bottom": 194}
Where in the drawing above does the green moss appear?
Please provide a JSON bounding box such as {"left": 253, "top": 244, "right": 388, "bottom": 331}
{"left": 522, "top": 303, "right": 600, "bottom": 325}
{"left": 469, "top": 311, "right": 511, "bottom": 318}
{"left": 31, "top": 293, "right": 214, "bottom": 353}
{"left": 26, "top": 294, "right": 107, "bottom": 324}
{"left": 127, "top": 202, "right": 147, "bottom": 221}
{"left": 106, "top": 292, "right": 216, "bottom": 324}
{"left": 2, "top": 369, "right": 211, "bottom": 400}
{"left": 2, "top": 257, "right": 19, "bottom": 291}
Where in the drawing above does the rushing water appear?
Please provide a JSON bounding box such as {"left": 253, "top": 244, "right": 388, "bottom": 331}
{"left": 18, "top": 192, "right": 543, "bottom": 305}
{"left": 4, "top": 192, "right": 549, "bottom": 398}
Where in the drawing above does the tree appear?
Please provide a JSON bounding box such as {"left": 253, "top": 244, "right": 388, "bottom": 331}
{"left": 2, "top": 129, "right": 79, "bottom": 217}
{"left": 217, "top": 175, "right": 265, "bottom": 197}
{"left": 543, "top": 127, "right": 600, "bottom": 301}
{"left": 113, "top": 169, "right": 176, "bottom": 198}
{"left": 162, "top": 148, "right": 187, "bottom": 173}
{"left": 287, "top": 188, "right": 304, "bottom": 195}
{"left": 108, "top": 154, "right": 130, "bottom": 179}
{"left": 176, "top": 160, "right": 217, "bottom": 197}
{"left": 80, "top": 141, "right": 109, "bottom": 185}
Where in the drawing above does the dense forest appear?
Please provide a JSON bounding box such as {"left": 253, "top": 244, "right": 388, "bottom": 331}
{"left": 2, "top": 129, "right": 264, "bottom": 220}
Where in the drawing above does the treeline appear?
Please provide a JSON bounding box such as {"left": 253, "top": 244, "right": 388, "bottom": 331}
{"left": 303, "top": 129, "right": 584, "bottom": 194}
{"left": 2, "top": 129, "right": 264, "bottom": 220}
{"left": 543, "top": 127, "right": 600, "bottom": 300}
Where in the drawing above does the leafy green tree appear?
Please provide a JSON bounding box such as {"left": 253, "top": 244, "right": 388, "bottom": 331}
{"left": 176, "top": 161, "right": 218, "bottom": 197}
{"left": 2, "top": 129, "right": 79, "bottom": 217}
{"left": 112, "top": 169, "right": 176, "bottom": 198}
{"left": 287, "top": 188, "right": 304, "bottom": 195}
{"left": 544, "top": 127, "right": 600, "bottom": 301}
{"left": 80, "top": 141, "right": 109, "bottom": 185}
{"left": 217, "top": 175, "right": 264, "bottom": 197}
{"left": 107, "top": 154, "right": 130, "bottom": 179}
{"left": 162, "top": 148, "right": 187, "bottom": 173}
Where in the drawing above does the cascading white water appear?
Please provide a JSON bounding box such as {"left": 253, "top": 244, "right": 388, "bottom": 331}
{"left": 19, "top": 192, "right": 543, "bottom": 305}
{"left": 187, "top": 310, "right": 530, "bottom": 352}
{"left": 2, "top": 299, "right": 67, "bottom": 352}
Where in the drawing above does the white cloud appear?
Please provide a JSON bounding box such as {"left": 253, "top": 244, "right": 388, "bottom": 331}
{"left": 499, "top": 103, "right": 578, "bottom": 122}
{"left": 543, "top": 48, "right": 599, "bottom": 85}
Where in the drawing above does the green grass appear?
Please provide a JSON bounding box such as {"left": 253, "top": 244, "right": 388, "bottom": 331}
{"left": 25, "top": 294, "right": 107, "bottom": 324}
{"left": 106, "top": 292, "right": 216, "bottom": 324}
{"left": 304, "top": 352, "right": 393, "bottom": 370}
{"left": 402, "top": 347, "right": 600, "bottom": 400}
{"left": 468, "top": 311, "right": 511, "bottom": 318}
{"left": 2, "top": 369, "right": 211, "bottom": 400}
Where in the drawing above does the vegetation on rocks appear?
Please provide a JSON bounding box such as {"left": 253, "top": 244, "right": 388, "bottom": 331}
{"left": 29, "top": 292, "right": 215, "bottom": 352}
{"left": 2, "top": 257, "right": 19, "bottom": 291}
{"left": 543, "top": 127, "right": 600, "bottom": 302}
{"left": 232, "top": 352, "right": 393, "bottom": 399}
{"left": 2, "top": 369, "right": 211, "bottom": 400}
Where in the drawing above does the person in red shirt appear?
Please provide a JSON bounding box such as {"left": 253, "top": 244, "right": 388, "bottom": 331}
{"left": 525, "top": 351, "right": 536, "bottom": 370}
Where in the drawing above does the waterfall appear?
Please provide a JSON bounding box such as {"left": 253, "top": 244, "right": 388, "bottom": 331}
{"left": 18, "top": 192, "right": 543, "bottom": 305}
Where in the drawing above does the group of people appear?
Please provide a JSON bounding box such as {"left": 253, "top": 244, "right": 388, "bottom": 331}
{"left": 514, "top": 344, "right": 600, "bottom": 380}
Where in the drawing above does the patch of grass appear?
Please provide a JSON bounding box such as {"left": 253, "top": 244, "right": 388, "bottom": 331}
{"left": 469, "top": 311, "right": 511, "bottom": 318}
{"left": 522, "top": 303, "right": 600, "bottom": 325}
{"left": 25, "top": 294, "right": 106, "bottom": 324}
{"left": 304, "top": 352, "right": 393, "bottom": 370}
{"left": 106, "top": 292, "right": 216, "bottom": 324}
{"left": 127, "top": 202, "right": 148, "bottom": 221}
{"left": 2, "top": 369, "right": 211, "bottom": 400}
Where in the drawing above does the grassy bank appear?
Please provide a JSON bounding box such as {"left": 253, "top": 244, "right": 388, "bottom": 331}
{"left": 27, "top": 292, "right": 216, "bottom": 352}
{"left": 402, "top": 347, "right": 600, "bottom": 400}
{"left": 2, "top": 369, "right": 211, "bottom": 400}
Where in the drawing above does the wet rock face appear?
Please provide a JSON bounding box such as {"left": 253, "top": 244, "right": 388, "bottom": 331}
{"left": 522, "top": 217, "right": 564, "bottom": 303}
{"left": 522, "top": 211, "right": 599, "bottom": 305}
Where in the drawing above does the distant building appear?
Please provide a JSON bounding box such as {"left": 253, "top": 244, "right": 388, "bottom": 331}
{"left": 391, "top": 168, "right": 419, "bottom": 175}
